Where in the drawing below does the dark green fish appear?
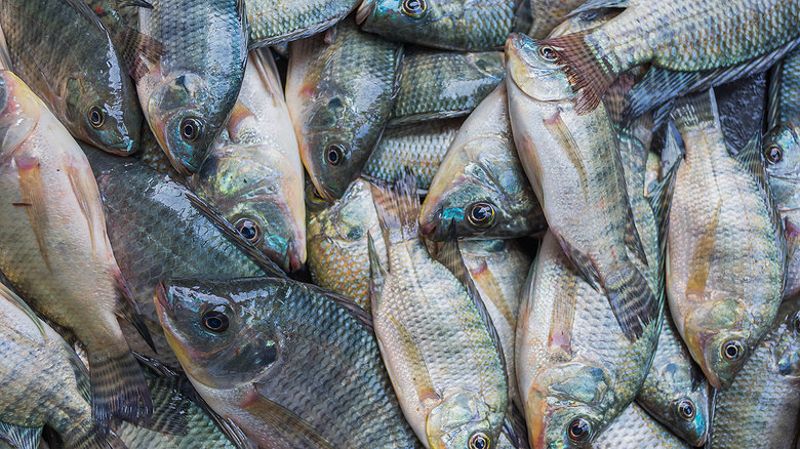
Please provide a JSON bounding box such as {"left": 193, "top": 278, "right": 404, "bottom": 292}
{"left": 83, "top": 146, "right": 275, "bottom": 368}
{"left": 155, "top": 277, "right": 422, "bottom": 449}
{"left": 286, "top": 19, "right": 402, "bottom": 201}
{"left": 390, "top": 49, "right": 505, "bottom": 126}
{"left": 770, "top": 47, "right": 800, "bottom": 126}
{"left": 247, "top": 0, "right": 358, "bottom": 47}
{"left": 0, "top": 0, "right": 142, "bottom": 155}
{"left": 363, "top": 119, "right": 462, "bottom": 191}
{"left": 135, "top": 0, "right": 247, "bottom": 174}
{"left": 356, "top": 0, "right": 515, "bottom": 51}
{"left": 528, "top": 0, "right": 594, "bottom": 38}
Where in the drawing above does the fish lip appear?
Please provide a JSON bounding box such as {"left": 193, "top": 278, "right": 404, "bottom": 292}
{"left": 355, "top": 0, "right": 376, "bottom": 25}
{"left": 154, "top": 282, "right": 172, "bottom": 315}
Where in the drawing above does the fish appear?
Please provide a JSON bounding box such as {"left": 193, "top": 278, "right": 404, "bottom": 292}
{"left": 389, "top": 49, "right": 505, "bottom": 126}
{"left": 0, "top": 70, "right": 152, "bottom": 427}
{"left": 286, "top": 18, "right": 402, "bottom": 201}
{"left": 83, "top": 146, "right": 277, "bottom": 369}
{"left": 420, "top": 83, "right": 545, "bottom": 241}
{"left": 0, "top": 284, "right": 126, "bottom": 449}
{"left": 765, "top": 122, "right": 800, "bottom": 299}
{"left": 306, "top": 178, "right": 387, "bottom": 310}
{"left": 155, "top": 277, "right": 422, "bottom": 449}
{"left": 368, "top": 176, "right": 508, "bottom": 449}
{"left": 135, "top": 0, "right": 248, "bottom": 174}
{"left": 355, "top": 0, "right": 515, "bottom": 51}
{"left": 770, "top": 47, "right": 800, "bottom": 126}
{"left": 362, "top": 119, "right": 463, "bottom": 191}
{"left": 709, "top": 295, "right": 800, "bottom": 449}
{"left": 190, "top": 49, "right": 306, "bottom": 273}
{"left": 644, "top": 151, "right": 661, "bottom": 197}
{"left": 247, "top": 0, "right": 358, "bottom": 47}
{"left": 539, "top": 0, "right": 800, "bottom": 114}
{"left": 546, "top": 7, "right": 619, "bottom": 38}
{"left": 527, "top": 0, "right": 588, "bottom": 38}
{"left": 506, "top": 32, "right": 658, "bottom": 343}
{"left": 0, "top": 0, "right": 142, "bottom": 155}
{"left": 592, "top": 403, "right": 690, "bottom": 449}
{"left": 667, "top": 89, "right": 784, "bottom": 389}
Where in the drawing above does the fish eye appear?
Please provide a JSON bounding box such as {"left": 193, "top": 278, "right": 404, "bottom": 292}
{"left": 539, "top": 45, "right": 559, "bottom": 62}
{"left": 180, "top": 117, "right": 203, "bottom": 142}
{"left": 88, "top": 106, "right": 105, "bottom": 129}
{"left": 676, "top": 399, "right": 696, "bottom": 420}
{"left": 468, "top": 432, "right": 490, "bottom": 449}
{"left": 765, "top": 145, "right": 783, "bottom": 164}
{"left": 202, "top": 310, "right": 229, "bottom": 333}
{"left": 721, "top": 340, "right": 745, "bottom": 362}
{"left": 326, "top": 144, "right": 346, "bottom": 166}
{"left": 235, "top": 218, "right": 261, "bottom": 243}
{"left": 567, "top": 417, "right": 592, "bottom": 443}
{"left": 401, "top": 0, "right": 427, "bottom": 18}
{"left": 792, "top": 313, "right": 800, "bottom": 333}
{"left": 467, "top": 202, "right": 496, "bottom": 228}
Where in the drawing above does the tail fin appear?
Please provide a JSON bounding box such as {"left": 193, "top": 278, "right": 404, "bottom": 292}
{"left": 369, "top": 174, "right": 420, "bottom": 245}
{"left": 0, "top": 423, "right": 41, "bottom": 449}
{"left": 604, "top": 260, "right": 660, "bottom": 341}
{"left": 0, "top": 24, "right": 11, "bottom": 71}
{"left": 64, "top": 425, "right": 128, "bottom": 449}
{"left": 112, "top": 272, "right": 156, "bottom": 353}
{"left": 540, "top": 31, "right": 617, "bottom": 114}
{"left": 89, "top": 348, "right": 152, "bottom": 428}
{"left": 670, "top": 89, "right": 720, "bottom": 133}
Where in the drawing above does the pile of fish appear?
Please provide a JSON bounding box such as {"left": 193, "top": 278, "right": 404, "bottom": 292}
{"left": 0, "top": 0, "right": 799, "bottom": 448}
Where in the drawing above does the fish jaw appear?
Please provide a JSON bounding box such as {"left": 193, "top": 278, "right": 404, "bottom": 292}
{"left": 504, "top": 33, "right": 574, "bottom": 104}
{"left": 425, "top": 392, "right": 501, "bottom": 449}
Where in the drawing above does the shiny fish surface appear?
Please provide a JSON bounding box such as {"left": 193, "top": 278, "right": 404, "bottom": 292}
{"left": 390, "top": 49, "right": 505, "bottom": 126}
{"left": 593, "top": 403, "right": 689, "bottom": 449}
{"left": 528, "top": 0, "right": 590, "bottom": 38}
{"left": 773, "top": 48, "right": 800, "bottom": 124}
{"left": 156, "top": 277, "right": 422, "bottom": 449}
{"left": 247, "top": 0, "right": 358, "bottom": 47}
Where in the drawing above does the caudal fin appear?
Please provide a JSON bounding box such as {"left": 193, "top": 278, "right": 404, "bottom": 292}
{"left": 64, "top": 424, "right": 128, "bottom": 449}
{"left": 369, "top": 174, "right": 420, "bottom": 245}
{"left": 604, "top": 260, "right": 660, "bottom": 341}
{"left": 89, "top": 348, "right": 152, "bottom": 428}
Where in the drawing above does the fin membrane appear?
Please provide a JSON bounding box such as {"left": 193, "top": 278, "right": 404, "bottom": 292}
{"left": 369, "top": 174, "right": 421, "bottom": 245}
{"left": 89, "top": 349, "right": 153, "bottom": 427}
{"left": 0, "top": 422, "right": 41, "bottom": 449}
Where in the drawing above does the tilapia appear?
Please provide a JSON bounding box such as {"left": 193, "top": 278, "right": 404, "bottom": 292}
{"left": 136, "top": 0, "right": 247, "bottom": 174}
{"left": 368, "top": 177, "right": 507, "bottom": 449}
{"left": 667, "top": 89, "right": 784, "bottom": 389}
{"left": 710, "top": 296, "right": 800, "bottom": 449}
{"left": 83, "top": 146, "right": 274, "bottom": 368}
{"left": 506, "top": 33, "right": 658, "bottom": 344}
{"left": 247, "top": 0, "right": 358, "bottom": 47}
{"left": 191, "top": 49, "right": 305, "bottom": 272}
{"left": 355, "top": 0, "right": 515, "bottom": 51}
{"left": 0, "top": 71, "right": 151, "bottom": 426}
{"left": 770, "top": 47, "right": 800, "bottom": 125}
{"left": 0, "top": 0, "right": 141, "bottom": 155}
{"left": 540, "top": 0, "right": 800, "bottom": 113}
{"left": 527, "top": 0, "right": 587, "bottom": 38}
{"left": 390, "top": 49, "right": 505, "bottom": 126}
{"left": 155, "top": 277, "right": 422, "bottom": 449}
{"left": 592, "top": 403, "right": 690, "bottom": 449}
{"left": 286, "top": 19, "right": 402, "bottom": 201}
{"left": 0, "top": 284, "right": 126, "bottom": 449}
{"left": 546, "top": 6, "right": 618, "bottom": 38}
{"left": 363, "top": 119, "right": 462, "bottom": 191}
{"left": 420, "top": 83, "right": 545, "bottom": 241}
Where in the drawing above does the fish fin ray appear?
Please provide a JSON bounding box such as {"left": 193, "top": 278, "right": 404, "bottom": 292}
{"left": 567, "top": 0, "right": 629, "bottom": 17}
{"left": 62, "top": 0, "right": 108, "bottom": 32}
{"left": 112, "top": 271, "right": 156, "bottom": 353}
{"left": 501, "top": 404, "right": 530, "bottom": 449}
{"left": 686, "top": 200, "right": 721, "bottom": 297}
{"left": 15, "top": 156, "right": 51, "bottom": 272}
{"left": 116, "top": 27, "right": 164, "bottom": 82}
{"left": 245, "top": 388, "right": 336, "bottom": 449}
{"left": 552, "top": 234, "right": 602, "bottom": 291}
{"left": 367, "top": 231, "right": 387, "bottom": 312}
{"left": 369, "top": 173, "right": 420, "bottom": 244}
{"left": 0, "top": 25, "right": 11, "bottom": 71}
{"left": 603, "top": 261, "right": 659, "bottom": 341}
{"left": 670, "top": 88, "right": 720, "bottom": 131}
{"left": 0, "top": 423, "right": 41, "bottom": 449}
{"left": 89, "top": 348, "right": 152, "bottom": 428}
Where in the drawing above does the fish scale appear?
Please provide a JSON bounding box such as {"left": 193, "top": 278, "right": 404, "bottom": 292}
{"left": 247, "top": 0, "right": 358, "bottom": 47}
{"left": 593, "top": 403, "right": 690, "bottom": 448}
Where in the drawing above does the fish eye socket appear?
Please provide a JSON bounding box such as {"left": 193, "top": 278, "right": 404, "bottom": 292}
{"left": 676, "top": 399, "right": 696, "bottom": 420}
{"left": 567, "top": 417, "right": 592, "bottom": 443}
{"left": 235, "top": 218, "right": 261, "bottom": 243}
{"left": 765, "top": 145, "right": 783, "bottom": 164}
{"left": 201, "top": 310, "right": 229, "bottom": 333}
{"left": 467, "top": 202, "right": 496, "bottom": 228}
{"left": 721, "top": 340, "right": 745, "bottom": 361}
{"left": 88, "top": 106, "right": 105, "bottom": 128}
{"left": 468, "top": 432, "right": 490, "bottom": 449}
{"left": 792, "top": 313, "right": 800, "bottom": 333}
{"left": 539, "top": 45, "right": 559, "bottom": 62}
{"left": 180, "top": 117, "right": 203, "bottom": 142}
{"left": 326, "top": 144, "right": 346, "bottom": 166}
{"left": 401, "top": 0, "right": 426, "bottom": 18}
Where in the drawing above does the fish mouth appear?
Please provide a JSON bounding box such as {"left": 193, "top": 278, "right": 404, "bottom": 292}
{"left": 154, "top": 282, "right": 173, "bottom": 315}
{"left": 103, "top": 137, "right": 139, "bottom": 156}
{"left": 355, "top": 0, "right": 376, "bottom": 24}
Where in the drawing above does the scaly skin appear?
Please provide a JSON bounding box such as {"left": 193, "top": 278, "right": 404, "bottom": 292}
{"left": 247, "top": 0, "right": 358, "bottom": 46}
{"left": 593, "top": 403, "right": 690, "bottom": 449}
{"left": 527, "top": 0, "right": 587, "bottom": 38}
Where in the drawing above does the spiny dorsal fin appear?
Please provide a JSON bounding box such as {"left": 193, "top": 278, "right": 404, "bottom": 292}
{"left": 247, "top": 388, "right": 336, "bottom": 449}
{"left": 369, "top": 174, "right": 420, "bottom": 245}
{"left": 567, "top": 0, "right": 630, "bottom": 17}
{"left": 367, "top": 231, "right": 387, "bottom": 312}
{"left": 671, "top": 89, "right": 720, "bottom": 132}
{"left": 0, "top": 423, "right": 41, "bottom": 449}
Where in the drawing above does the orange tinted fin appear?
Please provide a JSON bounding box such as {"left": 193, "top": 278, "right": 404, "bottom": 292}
{"left": 15, "top": 156, "right": 51, "bottom": 272}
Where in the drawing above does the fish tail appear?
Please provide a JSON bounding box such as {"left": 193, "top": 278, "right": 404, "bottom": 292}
{"left": 603, "top": 260, "right": 660, "bottom": 342}
{"left": 670, "top": 88, "right": 720, "bottom": 132}
{"left": 89, "top": 346, "right": 152, "bottom": 428}
{"left": 112, "top": 270, "right": 156, "bottom": 352}
{"left": 64, "top": 423, "right": 128, "bottom": 449}
{"left": 541, "top": 31, "right": 616, "bottom": 114}
{"left": 369, "top": 174, "right": 420, "bottom": 245}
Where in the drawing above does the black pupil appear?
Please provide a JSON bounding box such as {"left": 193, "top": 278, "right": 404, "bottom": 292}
{"left": 768, "top": 147, "right": 782, "bottom": 163}
{"left": 472, "top": 204, "right": 491, "bottom": 221}
{"left": 183, "top": 122, "right": 196, "bottom": 138}
{"left": 91, "top": 109, "right": 101, "bottom": 123}
{"left": 569, "top": 419, "right": 589, "bottom": 439}
{"left": 541, "top": 47, "right": 556, "bottom": 60}
{"left": 203, "top": 311, "right": 228, "bottom": 332}
{"left": 474, "top": 437, "right": 486, "bottom": 449}
{"left": 679, "top": 401, "right": 694, "bottom": 418}
{"left": 725, "top": 344, "right": 739, "bottom": 358}
{"left": 404, "top": 0, "right": 424, "bottom": 13}
{"left": 237, "top": 220, "right": 258, "bottom": 240}
{"left": 327, "top": 147, "right": 341, "bottom": 164}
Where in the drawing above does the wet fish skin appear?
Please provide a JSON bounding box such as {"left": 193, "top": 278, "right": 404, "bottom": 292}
{"left": 420, "top": 83, "right": 545, "bottom": 241}
{"left": 155, "top": 277, "right": 422, "bottom": 449}
{"left": 191, "top": 50, "right": 305, "bottom": 273}
{"left": 771, "top": 47, "right": 800, "bottom": 125}
{"left": 136, "top": 0, "right": 248, "bottom": 174}
{"left": 356, "top": 0, "right": 515, "bottom": 51}
{"left": 286, "top": 19, "right": 402, "bottom": 201}
{"left": 390, "top": 49, "right": 505, "bottom": 126}
{"left": 667, "top": 90, "right": 784, "bottom": 389}
{"left": 0, "top": 71, "right": 152, "bottom": 427}
{"left": 363, "top": 119, "right": 462, "bottom": 191}
{"left": 527, "top": 0, "right": 587, "bottom": 38}
{"left": 710, "top": 296, "right": 800, "bottom": 449}
{"left": 247, "top": 0, "right": 358, "bottom": 47}
{"left": 84, "top": 146, "right": 267, "bottom": 368}
{"left": 306, "top": 178, "right": 387, "bottom": 310}
{"left": 592, "top": 403, "right": 690, "bottom": 449}
{"left": 0, "top": 0, "right": 141, "bottom": 155}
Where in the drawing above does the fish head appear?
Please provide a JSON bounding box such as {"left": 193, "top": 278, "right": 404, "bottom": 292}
{"left": 146, "top": 73, "right": 222, "bottom": 174}
{"left": 772, "top": 296, "right": 800, "bottom": 378}
{"left": 356, "top": 0, "right": 439, "bottom": 38}
{"left": 308, "top": 179, "right": 375, "bottom": 245}
{"left": 62, "top": 67, "right": 141, "bottom": 155}
{"left": 654, "top": 362, "right": 710, "bottom": 446}
{"left": 764, "top": 122, "right": 800, "bottom": 208}
{"left": 155, "top": 280, "right": 279, "bottom": 390}
{"left": 505, "top": 33, "right": 575, "bottom": 105}
{"left": 194, "top": 145, "right": 306, "bottom": 272}
{"left": 426, "top": 391, "right": 501, "bottom": 449}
